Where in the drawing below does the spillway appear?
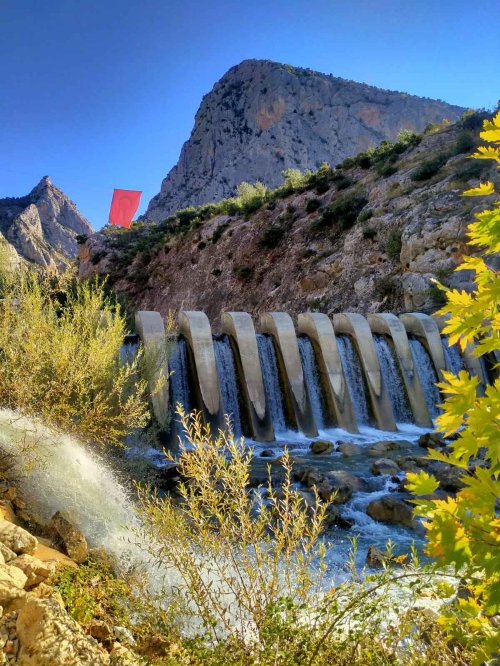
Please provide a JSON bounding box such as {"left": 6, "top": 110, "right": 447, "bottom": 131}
{"left": 336, "top": 334, "right": 370, "bottom": 426}
{"left": 213, "top": 335, "right": 243, "bottom": 437}
{"left": 297, "top": 336, "right": 325, "bottom": 430}
{"left": 409, "top": 337, "right": 442, "bottom": 419}
{"left": 373, "top": 335, "right": 412, "bottom": 424}
{"left": 256, "top": 334, "right": 287, "bottom": 433}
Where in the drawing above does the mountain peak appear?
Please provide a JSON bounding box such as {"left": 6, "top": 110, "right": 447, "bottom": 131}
{"left": 145, "top": 60, "right": 465, "bottom": 222}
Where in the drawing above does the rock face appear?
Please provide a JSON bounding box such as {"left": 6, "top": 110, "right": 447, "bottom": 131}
{"left": 82, "top": 121, "right": 494, "bottom": 327}
{"left": 146, "top": 60, "right": 464, "bottom": 221}
{"left": 0, "top": 176, "right": 93, "bottom": 269}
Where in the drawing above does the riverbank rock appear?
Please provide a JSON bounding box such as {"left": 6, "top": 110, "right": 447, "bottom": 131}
{"left": 368, "top": 441, "right": 401, "bottom": 457}
{"left": 431, "top": 464, "right": 467, "bottom": 491}
{"left": 10, "top": 554, "right": 56, "bottom": 588}
{"left": 371, "top": 458, "right": 400, "bottom": 476}
{"left": 316, "top": 478, "right": 353, "bottom": 504}
{"left": 418, "top": 432, "right": 445, "bottom": 449}
{"left": 0, "top": 519, "right": 37, "bottom": 555}
{"left": 110, "top": 642, "right": 141, "bottom": 665}
{"left": 16, "top": 598, "right": 111, "bottom": 665}
{"left": 48, "top": 511, "right": 88, "bottom": 563}
{"left": 337, "top": 442, "right": 362, "bottom": 457}
{"left": 366, "top": 545, "right": 387, "bottom": 567}
{"left": 325, "top": 470, "right": 364, "bottom": 493}
{"left": 366, "top": 495, "right": 415, "bottom": 528}
{"left": 0, "top": 564, "right": 27, "bottom": 607}
{"left": 310, "top": 440, "right": 334, "bottom": 455}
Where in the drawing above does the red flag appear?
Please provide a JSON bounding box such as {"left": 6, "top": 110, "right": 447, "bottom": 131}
{"left": 109, "top": 189, "right": 142, "bottom": 228}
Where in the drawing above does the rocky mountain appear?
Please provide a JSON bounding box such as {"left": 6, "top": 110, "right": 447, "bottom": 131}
{"left": 145, "top": 59, "right": 465, "bottom": 221}
{"left": 0, "top": 177, "right": 93, "bottom": 269}
{"left": 80, "top": 116, "right": 496, "bottom": 328}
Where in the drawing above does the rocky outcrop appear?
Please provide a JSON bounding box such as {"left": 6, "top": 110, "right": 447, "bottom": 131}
{"left": 146, "top": 60, "right": 464, "bottom": 221}
{"left": 0, "top": 177, "right": 93, "bottom": 269}
{"left": 81, "top": 122, "right": 495, "bottom": 326}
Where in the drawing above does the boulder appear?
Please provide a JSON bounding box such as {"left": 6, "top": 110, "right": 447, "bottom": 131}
{"left": 418, "top": 432, "right": 445, "bottom": 449}
{"left": 33, "top": 541, "right": 78, "bottom": 569}
{"left": 0, "top": 565, "right": 27, "bottom": 607}
{"left": 0, "top": 519, "right": 37, "bottom": 555}
{"left": 366, "top": 545, "right": 387, "bottom": 567}
{"left": 16, "top": 598, "right": 111, "bottom": 665}
{"left": 366, "top": 495, "right": 415, "bottom": 528}
{"left": 337, "top": 442, "right": 362, "bottom": 457}
{"left": 368, "top": 440, "right": 400, "bottom": 457}
{"left": 48, "top": 511, "right": 87, "bottom": 563}
{"left": 10, "top": 555, "right": 56, "bottom": 588}
{"left": 260, "top": 449, "right": 274, "bottom": 457}
{"left": 0, "top": 543, "right": 15, "bottom": 563}
{"left": 310, "top": 440, "right": 334, "bottom": 455}
{"left": 0, "top": 502, "right": 16, "bottom": 524}
{"left": 370, "top": 458, "right": 400, "bottom": 476}
{"left": 87, "top": 619, "right": 114, "bottom": 642}
{"left": 325, "top": 470, "right": 364, "bottom": 493}
{"left": 316, "top": 479, "right": 353, "bottom": 504}
{"left": 110, "top": 642, "right": 141, "bottom": 665}
{"left": 294, "top": 466, "right": 324, "bottom": 488}
{"left": 432, "top": 464, "right": 466, "bottom": 491}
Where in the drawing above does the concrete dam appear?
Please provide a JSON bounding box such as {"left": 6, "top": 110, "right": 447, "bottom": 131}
{"left": 132, "top": 310, "right": 489, "bottom": 442}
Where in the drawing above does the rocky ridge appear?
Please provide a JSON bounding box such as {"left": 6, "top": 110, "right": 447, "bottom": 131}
{"left": 80, "top": 119, "right": 497, "bottom": 327}
{"left": 146, "top": 59, "right": 465, "bottom": 221}
{"left": 0, "top": 177, "right": 93, "bottom": 270}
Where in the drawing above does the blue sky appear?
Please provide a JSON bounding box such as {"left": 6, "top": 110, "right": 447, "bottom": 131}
{"left": 1, "top": 0, "right": 498, "bottom": 230}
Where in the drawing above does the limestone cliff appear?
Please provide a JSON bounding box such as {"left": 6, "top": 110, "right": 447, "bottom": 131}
{"left": 0, "top": 177, "right": 93, "bottom": 269}
{"left": 146, "top": 59, "right": 464, "bottom": 221}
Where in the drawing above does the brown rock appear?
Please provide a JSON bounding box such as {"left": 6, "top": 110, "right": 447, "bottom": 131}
{"left": 10, "top": 555, "right": 56, "bottom": 588}
{"left": 337, "top": 442, "right": 362, "bottom": 457}
{"left": 325, "top": 470, "right": 363, "bottom": 493}
{"left": 366, "top": 495, "right": 415, "bottom": 528}
{"left": 33, "top": 541, "right": 78, "bottom": 569}
{"left": 0, "top": 519, "right": 37, "bottom": 555}
{"left": 371, "top": 458, "right": 400, "bottom": 476}
{"left": 16, "top": 598, "right": 110, "bottom": 665}
{"left": 110, "top": 642, "right": 141, "bottom": 665}
{"left": 87, "top": 619, "right": 114, "bottom": 642}
{"left": 418, "top": 432, "right": 445, "bottom": 449}
{"left": 366, "top": 545, "right": 387, "bottom": 567}
{"left": 48, "top": 511, "right": 87, "bottom": 563}
{"left": 310, "top": 440, "right": 334, "bottom": 455}
{"left": 368, "top": 440, "right": 401, "bottom": 457}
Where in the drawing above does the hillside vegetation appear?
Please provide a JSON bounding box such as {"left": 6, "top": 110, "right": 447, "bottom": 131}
{"left": 80, "top": 111, "right": 497, "bottom": 327}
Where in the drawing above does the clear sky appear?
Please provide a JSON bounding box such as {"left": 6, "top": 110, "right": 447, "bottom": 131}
{"left": 1, "top": 0, "right": 498, "bottom": 230}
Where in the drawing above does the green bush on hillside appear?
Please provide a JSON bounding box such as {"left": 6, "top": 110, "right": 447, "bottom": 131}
{"left": 313, "top": 194, "right": 368, "bottom": 231}
{"left": 386, "top": 230, "right": 403, "bottom": 260}
{"left": 410, "top": 155, "right": 447, "bottom": 181}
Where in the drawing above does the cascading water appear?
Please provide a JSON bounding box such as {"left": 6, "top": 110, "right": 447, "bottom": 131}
{"left": 256, "top": 334, "right": 287, "bottom": 433}
{"left": 169, "top": 337, "right": 192, "bottom": 414}
{"left": 373, "top": 335, "right": 412, "bottom": 424}
{"left": 409, "top": 337, "right": 441, "bottom": 419}
{"left": 297, "top": 336, "right": 325, "bottom": 429}
{"left": 336, "top": 334, "right": 370, "bottom": 425}
{"left": 0, "top": 411, "right": 145, "bottom": 568}
{"left": 441, "top": 334, "right": 464, "bottom": 376}
{"left": 213, "top": 335, "right": 243, "bottom": 437}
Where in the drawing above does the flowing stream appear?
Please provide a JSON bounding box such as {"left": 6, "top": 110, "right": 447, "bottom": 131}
{"left": 297, "top": 336, "right": 325, "bottom": 430}
{"left": 441, "top": 334, "right": 464, "bottom": 376}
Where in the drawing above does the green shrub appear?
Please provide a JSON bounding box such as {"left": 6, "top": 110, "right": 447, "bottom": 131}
{"left": 362, "top": 226, "right": 377, "bottom": 240}
{"left": 376, "top": 163, "right": 398, "bottom": 178}
{"left": 211, "top": 222, "right": 230, "bottom": 244}
{"left": 411, "top": 155, "right": 447, "bottom": 181}
{"left": 313, "top": 195, "right": 368, "bottom": 231}
{"left": 177, "top": 206, "right": 199, "bottom": 226}
{"left": 0, "top": 269, "right": 151, "bottom": 447}
{"left": 76, "top": 234, "right": 88, "bottom": 244}
{"left": 306, "top": 198, "right": 321, "bottom": 213}
{"left": 355, "top": 153, "right": 372, "bottom": 168}
{"left": 197, "top": 241, "right": 206, "bottom": 250}
{"left": 257, "top": 225, "right": 285, "bottom": 249}
{"left": 386, "top": 230, "right": 403, "bottom": 260}
{"left": 427, "top": 283, "right": 447, "bottom": 305}
{"left": 453, "top": 131, "right": 477, "bottom": 155}
{"left": 335, "top": 175, "right": 353, "bottom": 190}
{"left": 234, "top": 264, "right": 253, "bottom": 280}
{"left": 454, "top": 159, "right": 490, "bottom": 181}
{"left": 357, "top": 208, "right": 373, "bottom": 223}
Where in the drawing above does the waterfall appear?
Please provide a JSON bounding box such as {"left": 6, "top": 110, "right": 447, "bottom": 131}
{"left": 373, "top": 335, "right": 412, "bottom": 424}
{"left": 119, "top": 341, "right": 139, "bottom": 365}
{"left": 0, "top": 410, "right": 145, "bottom": 568}
{"left": 256, "top": 334, "right": 287, "bottom": 433}
{"left": 169, "top": 337, "right": 192, "bottom": 415}
{"left": 297, "top": 336, "right": 325, "bottom": 429}
{"left": 336, "top": 334, "right": 370, "bottom": 425}
{"left": 213, "top": 336, "right": 243, "bottom": 438}
{"left": 409, "top": 338, "right": 441, "bottom": 419}
{"left": 441, "top": 335, "right": 464, "bottom": 376}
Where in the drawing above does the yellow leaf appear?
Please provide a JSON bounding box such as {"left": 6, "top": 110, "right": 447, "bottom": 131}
{"left": 470, "top": 145, "right": 500, "bottom": 162}
{"left": 462, "top": 181, "right": 495, "bottom": 197}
